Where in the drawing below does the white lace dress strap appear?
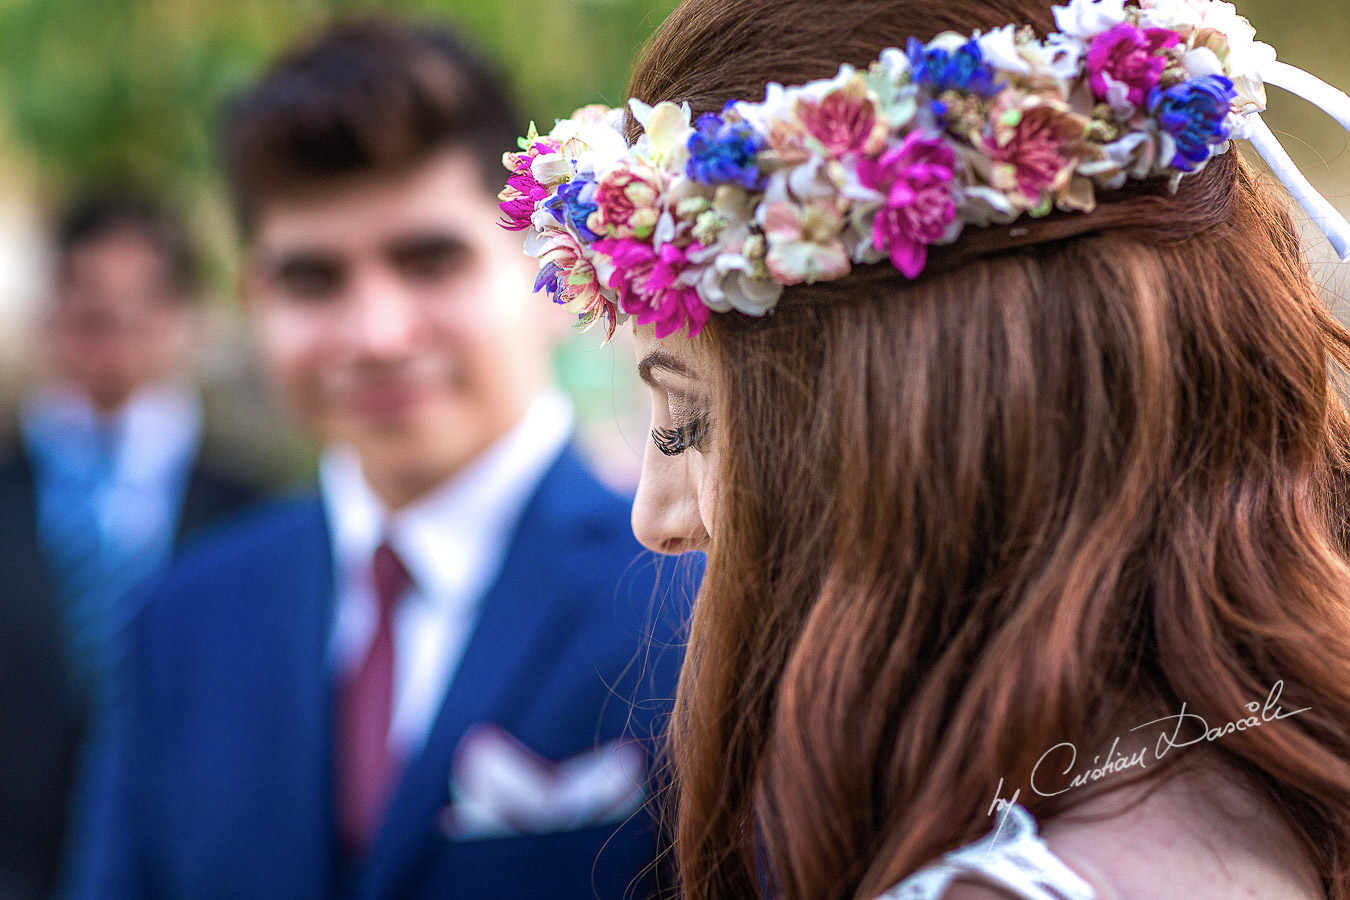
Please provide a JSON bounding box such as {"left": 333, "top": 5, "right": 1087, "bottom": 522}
{"left": 874, "top": 805, "right": 1096, "bottom": 900}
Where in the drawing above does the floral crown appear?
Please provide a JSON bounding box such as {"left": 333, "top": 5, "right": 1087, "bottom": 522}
{"left": 500, "top": 0, "right": 1350, "bottom": 341}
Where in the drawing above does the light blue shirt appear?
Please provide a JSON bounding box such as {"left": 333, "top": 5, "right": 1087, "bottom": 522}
{"left": 21, "top": 382, "right": 202, "bottom": 694}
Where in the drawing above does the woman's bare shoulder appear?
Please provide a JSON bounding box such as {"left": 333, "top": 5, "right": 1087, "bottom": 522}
{"left": 1033, "top": 766, "right": 1321, "bottom": 900}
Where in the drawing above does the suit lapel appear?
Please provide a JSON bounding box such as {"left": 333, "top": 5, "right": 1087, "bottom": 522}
{"left": 361, "top": 448, "right": 597, "bottom": 897}
{"left": 175, "top": 459, "right": 261, "bottom": 546}
{"left": 175, "top": 462, "right": 225, "bottom": 543}
{"left": 0, "top": 450, "right": 53, "bottom": 608}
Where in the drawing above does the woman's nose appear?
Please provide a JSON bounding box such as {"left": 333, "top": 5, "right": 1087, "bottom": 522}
{"left": 631, "top": 460, "right": 709, "bottom": 555}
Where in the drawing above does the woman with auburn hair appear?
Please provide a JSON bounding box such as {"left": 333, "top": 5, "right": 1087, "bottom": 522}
{"left": 501, "top": 0, "right": 1350, "bottom": 896}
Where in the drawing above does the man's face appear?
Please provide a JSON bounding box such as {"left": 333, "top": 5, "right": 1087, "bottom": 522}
{"left": 49, "top": 229, "right": 189, "bottom": 413}
{"left": 245, "top": 148, "right": 563, "bottom": 507}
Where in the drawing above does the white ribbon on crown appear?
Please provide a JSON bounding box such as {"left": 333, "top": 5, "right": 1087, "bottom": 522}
{"left": 1250, "top": 60, "right": 1350, "bottom": 261}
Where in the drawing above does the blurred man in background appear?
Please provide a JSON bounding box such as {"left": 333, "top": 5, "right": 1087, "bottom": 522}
{"left": 0, "top": 194, "right": 262, "bottom": 898}
{"left": 69, "top": 20, "right": 692, "bottom": 900}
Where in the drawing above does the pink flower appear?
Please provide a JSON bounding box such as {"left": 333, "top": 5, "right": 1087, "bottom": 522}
{"left": 1086, "top": 24, "right": 1181, "bottom": 109}
{"left": 498, "top": 141, "right": 561, "bottom": 231}
{"left": 762, "top": 117, "right": 813, "bottom": 166}
{"left": 502, "top": 138, "right": 562, "bottom": 176}
{"left": 796, "top": 71, "right": 888, "bottom": 157}
{"left": 587, "top": 163, "right": 663, "bottom": 240}
{"left": 855, "top": 131, "right": 958, "bottom": 279}
{"left": 594, "top": 238, "right": 711, "bottom": 338}
{"left": 975, "top": 98, "right": 1088, "bottom": 208}
{"left": 760, "top": 199, "right": 852, "bottom": 285}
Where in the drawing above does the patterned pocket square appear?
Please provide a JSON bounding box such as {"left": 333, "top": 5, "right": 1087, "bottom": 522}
{"left": 439, "top": 723, "right": 647, "bottom": 841}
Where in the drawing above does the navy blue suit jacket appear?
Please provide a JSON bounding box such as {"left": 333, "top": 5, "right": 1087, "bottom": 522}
{"left": 68, "top": 445, "right": 696, "bottom": 899}
{"left": 0, "top": 444, "right": 260, "bottom": 900}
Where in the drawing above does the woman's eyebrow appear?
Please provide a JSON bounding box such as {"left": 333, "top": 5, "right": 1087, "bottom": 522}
{"left": 637, "top": 349, "right": 695, "bottom": 386}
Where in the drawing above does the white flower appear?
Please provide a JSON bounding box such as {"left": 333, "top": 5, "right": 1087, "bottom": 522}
{"left": 1136, "top": 0, "right": 1199, "bottom": 31}
{"left": 733, "top": 82, "right": 794, "bottom": 133}
{"left": 698, "top": 252, "right": 784, "bottom": 315}
{"left": 764, "top": 155, "right": 846, "bottom": 206}
{"left": 959, "top": 185, "right": 1022, "bottom": 227}
{"left": 1182, "top": 45, "right": 1225, "bottom": 78}
{"left": 1051, "top": 0, "right": 1129, "bottom": 39}
{"left": 529, "top": 205, "right": 558, "bottom": 236}
{"left": 1227, "top": 41, "right": 1274, "bottom": 113}
{"left": 1225, "top": 108, "right": 1255, "bottom": 141}
{"left": 522, "top": 221, "right": 559, "bottom": 256}
{"left": 1198, "top": 1, "right": 1256, "bottom": 40}
{"left": 628, "top": 99, "right": 695, "bottom": 169}
{"left": 1099, "top": 72, "right": 1141, "bottom": 120}
{"left": 531, "top": 153, "right": 573, "bottom": 186}
{"left": 877, "top": 46, "right": 911, "bottom": 82}
{"left": 652, "top": 209, "right": 678, "bottom": 250}
{"left": 551, "top": 108, "right": 629, "bottom": 176}
{"left": 1164, "top": 1, "right": 1273, "bottom": 113}
{"left": 867, "top": 56, "right": 919, "bottom": 127}
{"left": 795, "top": 63, "right": 857, "bottom": 102}
{"left": 841, "top": 204, "right": 887, "bottom": 264}
{"left": 926, "top": 31, "right": 972, "bottom": 55}
{"left": 830, "top": 160, "right": 885, "bottom": 264}
{"left": 978, "top": 26, "right": 1030, "bottom": 75}
{"left": 977, "top": 25, "right": 1086, "bottom": 92}
{"left": 687, "top": 186, "right": 783, "bottom": 315}
{"left": 1154, "top": 132, "right": 1180, "bottom": 177}
{"left": 1038, "top": 33, "right": 1090, "bottom": 82}
{"left": 1079, "top": 131, "right": 1168, "bottom": 189}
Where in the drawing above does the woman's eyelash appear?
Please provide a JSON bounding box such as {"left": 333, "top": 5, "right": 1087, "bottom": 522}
{"left": 652, "top": 419, "right": 709, "bottom": 456}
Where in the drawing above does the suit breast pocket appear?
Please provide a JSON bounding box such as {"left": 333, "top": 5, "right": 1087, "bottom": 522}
{"left": 438, "top": 724, "right": 648, "bottom": 841}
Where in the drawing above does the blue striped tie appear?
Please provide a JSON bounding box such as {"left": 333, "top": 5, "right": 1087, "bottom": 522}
{"left": 35, "top": 424, "right": 126, "bottom": 698}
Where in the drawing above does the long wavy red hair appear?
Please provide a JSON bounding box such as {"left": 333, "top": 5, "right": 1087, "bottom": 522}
{"left": 626, "top": 1, "right": 1350, "bottom": 898}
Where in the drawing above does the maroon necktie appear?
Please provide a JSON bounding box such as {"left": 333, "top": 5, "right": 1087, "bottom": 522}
{"left": 336, "top": 540, "right": 412, "bottom": 855}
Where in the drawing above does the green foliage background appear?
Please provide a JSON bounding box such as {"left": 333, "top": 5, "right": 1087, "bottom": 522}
{"left": 0, "top": 0, "right": 677, "bottom": 275}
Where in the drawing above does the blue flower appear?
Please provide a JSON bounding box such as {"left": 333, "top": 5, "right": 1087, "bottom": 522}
{"left": 906, "top": 37, "right": 999, "bottom": 98}
{"left": 686, "top": 111, "right": 766, "bottom": 190}
{"left": 1148, "top": 75, "right": 1238, "bottom": 172}
{"left": 534, "top": 261, "right": 565, "bottom": 302}
{"left": 545, "top": 177, "right": 600, "bottom": 242}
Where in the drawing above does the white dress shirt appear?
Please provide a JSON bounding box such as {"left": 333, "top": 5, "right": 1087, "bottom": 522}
{"left": 320, "top": 390, "right": 575, "bottom": 756}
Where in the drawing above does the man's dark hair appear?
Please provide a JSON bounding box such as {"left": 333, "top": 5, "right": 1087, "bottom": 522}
{"left": 222, "top": 18, "right": 525, "bottom": 234}
{"left": 55, "top": 191, "right": 198, "bottom": 298}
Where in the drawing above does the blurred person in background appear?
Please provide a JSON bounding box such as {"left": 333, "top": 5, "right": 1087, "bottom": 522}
{"left": 0, "top": 193, "right": 263, "bottom": 899}
{"left": 67, "top": 19, "right": 694, "bottom": 900}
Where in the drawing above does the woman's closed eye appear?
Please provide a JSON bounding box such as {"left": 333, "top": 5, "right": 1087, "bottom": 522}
{"left": 652, "top": 418, "right": 709, "bottom": 456}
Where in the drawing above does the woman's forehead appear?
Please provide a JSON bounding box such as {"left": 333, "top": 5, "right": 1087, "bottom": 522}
{"left": 634, "top": 324, "right": 708, "bottom": 382}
